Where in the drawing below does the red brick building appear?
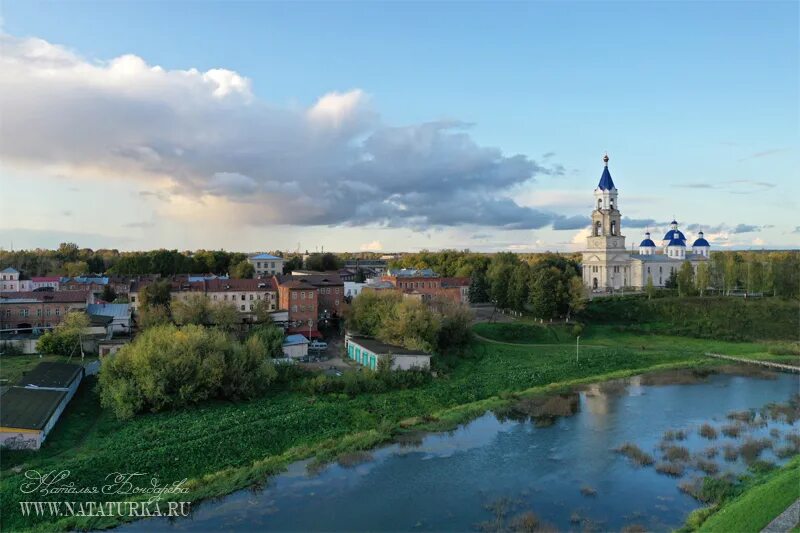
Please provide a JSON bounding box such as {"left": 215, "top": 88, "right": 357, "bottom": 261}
{"left": 0, "top": 291, "right": 94, "bottom": 332}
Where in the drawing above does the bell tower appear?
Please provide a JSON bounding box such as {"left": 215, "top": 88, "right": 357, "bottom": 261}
{"left": 582, "top": 154, "right": 630, "bottom": 291}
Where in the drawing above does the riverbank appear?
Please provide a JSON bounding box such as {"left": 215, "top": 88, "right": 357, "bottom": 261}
{"left": 685, "top": 457, "right": 800, "bottom": 532}
{"left": 0, "top": 325, "right": 792, "bottom": 531}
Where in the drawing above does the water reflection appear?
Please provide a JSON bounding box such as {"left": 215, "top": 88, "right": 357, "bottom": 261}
{"left": 120, "top": 369, "right": 799, "bottom": 533}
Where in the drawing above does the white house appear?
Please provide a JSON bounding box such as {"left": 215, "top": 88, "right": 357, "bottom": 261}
{"left": 282, "top": 334, "right": 309, "bottom": 359}
{"left": 248, "top": 253, "right": 285, "bottom": 277}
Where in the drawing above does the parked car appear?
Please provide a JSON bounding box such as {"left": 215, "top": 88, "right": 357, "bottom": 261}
{"left": 309, "top": 341, "right": 328, "bottom": 351}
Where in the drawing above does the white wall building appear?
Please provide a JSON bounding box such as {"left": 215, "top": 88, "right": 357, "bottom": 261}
{"left": 582, "top": 155, "right": 711, "bottom": 291}
{"left": 248, "top": 253, "right": 285, "bottom": 277}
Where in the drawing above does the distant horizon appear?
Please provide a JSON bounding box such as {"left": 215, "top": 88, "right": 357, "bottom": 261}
{"left": 1, "top": 1, "right": 797, "bottom": 252}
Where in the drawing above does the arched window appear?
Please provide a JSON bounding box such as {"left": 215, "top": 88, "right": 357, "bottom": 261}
{"left": 595, "top": 221, "right": 602, "bottom": 236}
{"left": 597, "top": 198, "right": 602, "bottom": 210}
{"left": 610, "top": 198, "right": 615, "bottom": 210}
{"left": 611, "top": 221, "right": 617, "bottom": 236}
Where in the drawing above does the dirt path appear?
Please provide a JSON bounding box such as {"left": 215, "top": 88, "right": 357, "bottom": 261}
{"left": 472, "top": 332, "right": 606, "bottom": 348}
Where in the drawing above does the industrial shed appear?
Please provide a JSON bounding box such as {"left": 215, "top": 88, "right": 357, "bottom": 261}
{"left": 0, "top": 362, "right": 84, "bottom": 450}
{"left": 345, "top": 335, "right": 431, "bottom": 371}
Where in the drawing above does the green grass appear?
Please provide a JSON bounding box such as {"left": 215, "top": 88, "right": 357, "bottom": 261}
{"left": 0, "top": 324, "right": 767, "bottom": 531}
{"left": 695, "top": 457, "right": 800, "bottom": 532}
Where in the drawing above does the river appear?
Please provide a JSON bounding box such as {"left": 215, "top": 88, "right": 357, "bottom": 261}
{"left": 122, "top": 369, "right": 799, "bottom": 532}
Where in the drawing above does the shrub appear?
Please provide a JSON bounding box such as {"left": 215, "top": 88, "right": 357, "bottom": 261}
{"left": 655, "top": 462, "right": 685, "bottom": 477}
{"left": 662, "top": 445, "right": 690, "bottom": 462}
{"left": 98, "top": 324, "right": 276, "bottom": 418}
{"left": 738, "top": 438, "right": 772, "bottom": 464}
{"left": 615, "top": 443, "right": 655, "bottom": 467}
{"left": 695, "top": 459, "right": 720, "bottom": 475}
{"left": 748, "top": 460, "right": 776, "bottom": 474}
{"left": 699, "top": 424, "right": 718, "bottom": 440}
{"left": 722, "top": 445, "right": 739, "bottom": 462}
{"left": 721, "top": 424, "right": 743, "bottom": 438}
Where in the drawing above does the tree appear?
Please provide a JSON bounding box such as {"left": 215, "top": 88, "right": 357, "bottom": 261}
{"left": 100, "top": 284, "right": 117, "bottom": 303}
{"left": 283, "top": 256, "right": 303, "bottom": 274}
{"left": 230, "top": 260, "right": 255, "bottom": 279}
{"left": 98, "top": 324, "right": 276, "bottom": 418}
{"left": 468, "top": 269, "right": 489, "bottom": 303}
{"left": 696, "top": 263, "right": 710, "bottom": 297}
{"left": 64, "top": 261, "right": 89, "bottom": 277}
{"left": 528, "top": 266, "right": 561, "bottom": 319}
{"left": 305, "top": 253, "right": 342, "bottom": 271}
{"left": 377, "top": 299, "right": 441, "bottom": 352}
{"left": 486, "top": 253, "right": 518, "bottom": 308}
{"left": 252, "top": 298, "right": 274, "bottom": 324}
{"left": 677, "top": 261, "right": 696, "bottom": 297}
{"left": 57, "top": 242, "right": 80, "bottom": 262}
{"left": 249, "top": 323, "right": 286, "bottom": 358}
{"left": 36, "top": 312, "right": 90, "bottom": 356}
{"left": 566, "top": 276, "right": 586, "bottom": 320}
{"left": 507, "top": 263, "right": 531, "bottom": 312}
{"left": 209, "top": 301, "right": 240, "bottom": 331}
{"left": 139, "top": 280, "right": 172, "bottom": 309}
{"left": 645, "top": 274, "right": 655, "bottom": 300}
{"left": 664, "top": 270, "right": 678, "bottom": 289}
{"left": 354, "top": 268, "right": 367, "bottom": 283}
{"left": 137, "top": 304, "right": 171, "bottom": 330}
{"left": 172, "top": 294, "right": 212, "bottom": 326}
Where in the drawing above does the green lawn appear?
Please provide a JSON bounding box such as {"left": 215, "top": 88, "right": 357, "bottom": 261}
{"left": 0, "top": 325, "right": 771, "bottom": 531}
{"left": 697, "top": 457, "right": 800, "bottom": 532}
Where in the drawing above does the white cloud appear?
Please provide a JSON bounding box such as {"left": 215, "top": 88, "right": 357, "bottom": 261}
{"left": 359, "top": 240, "right": 383, "bottom": 251}
{"left": 0, "top": 32, "right": 567, "bottom": 231}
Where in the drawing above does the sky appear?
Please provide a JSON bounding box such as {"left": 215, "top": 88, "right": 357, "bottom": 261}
{"left": 0, "top": 1, "right": 797, "bottom": 254}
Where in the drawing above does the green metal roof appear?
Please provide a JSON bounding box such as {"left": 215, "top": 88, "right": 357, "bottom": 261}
{"left": 0, "top": 387, "right": 66, "bottom": 430}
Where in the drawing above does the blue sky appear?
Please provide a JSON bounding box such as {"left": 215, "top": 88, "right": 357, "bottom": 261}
{"left": 0, "top": 1, "right": 797, "bottom": 253}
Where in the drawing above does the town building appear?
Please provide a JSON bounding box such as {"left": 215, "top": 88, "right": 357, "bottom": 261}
{"left": 31, "top": 277, "right": 60, "bottom": 291}
{"left": 345, "top": 335, "right": 431, "bottom": 371}
{"left": 129, "top": 277, "right": 278, "bottom": 318}
{"left": 0, "top": 267, "right": 20, "bottom": 292}
{"left": 0, "top": 362, "right": 84, "bottom": 450}
{"left": 581, "top": 155, "right": 711, "bottom": 291}
{"left": 87, "top": 303, "right": 132, "bottom": 334}
{"left": 0, "top": 291, "right": 94, "bottom": 332}
{"left": 274, "top": 277, "right": 321, "bottom": 338}
{"left": 343, "top": 258, "right": 388, "bottom": 275}
{"left": 248, "top": 253, "right": 285, "bottom": 277}
{"left": 282, "top": 334, "right": 309, "bottom": 359}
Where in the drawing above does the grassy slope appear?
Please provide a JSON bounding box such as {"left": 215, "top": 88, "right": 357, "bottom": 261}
{"left": 697, "top": 457, "right": 800, "bottom": 532}
{"left": 0, "top": 325, "right": 774, "bottom": 531}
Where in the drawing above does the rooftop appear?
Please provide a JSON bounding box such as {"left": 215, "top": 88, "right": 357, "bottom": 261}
{"left": 18, "top": 362, "right": 83, "bottom": 389}
{"left": 1, "top": 267, "right": 20, "bottom": 274}
{"left": 0, "top": 387, "right": 67, "bottom": 430}
{"left": 347, "top": 335, "right": 430, "bottom": 356}
{"left": 0, "top": 291, "right": 92, "bottom": 304}
{"left": 283, "top": 334, "right": 309, "bottom": 346}
{"left": 87, "top": 303, "right": 131, "bottom": 318}
{"left": 250, "top": 253, "right": 283, "bottom": 261}
{"left": 597, "top": 156, "right": 616, "bottom": 191}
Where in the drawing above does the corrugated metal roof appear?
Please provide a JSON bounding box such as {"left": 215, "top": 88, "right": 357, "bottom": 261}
{"left": 87, "top": 303, "right": 131, "bottom": 318}
{"left": 0, "top": 387, "right": 66, "bottom": 430}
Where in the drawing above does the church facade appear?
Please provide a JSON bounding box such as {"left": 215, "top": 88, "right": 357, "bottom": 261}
{"left": 581, "top": 155, "right": 710, "bottom": 291}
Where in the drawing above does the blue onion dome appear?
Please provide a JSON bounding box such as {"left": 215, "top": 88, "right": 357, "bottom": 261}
{"left": 668, "top": 237, "right": 686, "bottom": 247}
{"left": 640, "top": 232, "right": 656, "bottom": 247}
{"left": 693, "top": 231, "right": 710, "bottom": 247}
{"left": 663, "top": 229, "right": 686, "bottom": 242}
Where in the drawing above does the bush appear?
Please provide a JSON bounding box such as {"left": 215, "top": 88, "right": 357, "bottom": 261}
{"left": 98, "top": 324, "right": 277, "bottom": 418}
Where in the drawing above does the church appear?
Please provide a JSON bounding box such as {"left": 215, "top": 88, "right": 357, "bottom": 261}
{"left": 581, "top": 155, "right": 711, "bottom": 291}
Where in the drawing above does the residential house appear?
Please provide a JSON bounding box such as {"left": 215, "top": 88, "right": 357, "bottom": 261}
{"left": 248, "top": 253, "right": 285, "bottom": 277}
{"left": 129, "top": 277, "right": 278, "bottom": 319}
{"left": 275, "top": 277, "right": 320, "bottom": 338}
{"left": 87, "top": 303, "right": 132, "bottom": 334}
{"left": 0, "top": 267, "right": 20, "bottom": 292}
{"left": 31, "top": 277, "right": 60, "bottom": 291}
{"left": 0, "top": 291, "right": 94, "bottom": 332}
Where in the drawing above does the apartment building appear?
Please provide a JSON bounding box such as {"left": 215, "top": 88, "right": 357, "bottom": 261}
{"left": 248, "top": 253, "right": 285, "bottom": 277}
{"left": 0, "top": 291, "right": 94, "bottom": 332}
